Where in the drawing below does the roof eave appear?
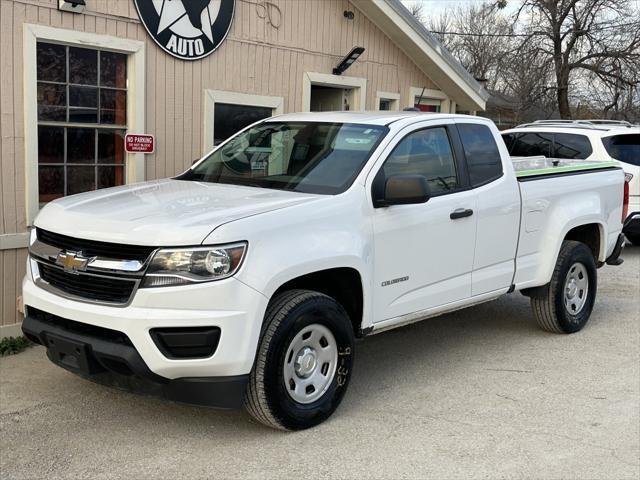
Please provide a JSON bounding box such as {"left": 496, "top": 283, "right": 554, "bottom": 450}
{"left": 353, "top": 0, "right": 488, "bottom": 111}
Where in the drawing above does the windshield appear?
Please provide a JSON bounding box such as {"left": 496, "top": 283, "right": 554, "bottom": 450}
{"left": 180, "top": 122, "right": 388, "bottom": 194}
{"left": 602, "top": 134, "right": 640, "bottom": 166}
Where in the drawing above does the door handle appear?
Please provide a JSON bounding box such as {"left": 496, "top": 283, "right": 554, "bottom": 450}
{"left": 450, "top": 208, "right": 474, "bottom": 220}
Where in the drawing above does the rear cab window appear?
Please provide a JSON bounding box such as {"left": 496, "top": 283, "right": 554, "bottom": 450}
{"left": 457, "top": 123, "right": 503, "bottom": 186}
{"left": 602, "top": 134, "right": 640, "bottom": 166}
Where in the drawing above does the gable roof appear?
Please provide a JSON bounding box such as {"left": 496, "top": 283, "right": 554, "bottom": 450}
{"left": 353, "top": 0, "right": 489, "bottom": 111}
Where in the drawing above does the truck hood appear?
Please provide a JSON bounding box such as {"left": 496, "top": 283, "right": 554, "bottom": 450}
{"left": 35, "top": 179, "right": 322, "bottom": 246}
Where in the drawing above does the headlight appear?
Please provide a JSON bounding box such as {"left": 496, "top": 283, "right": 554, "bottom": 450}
{"left": 141, "top": 242, "right": 247, "bottom": 288}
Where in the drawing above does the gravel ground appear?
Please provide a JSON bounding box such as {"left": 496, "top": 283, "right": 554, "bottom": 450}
{"left": 1, "top": 247, "right": 638, "bottom": 480}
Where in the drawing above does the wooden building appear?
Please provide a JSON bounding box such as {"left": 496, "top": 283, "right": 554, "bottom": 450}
{"left": 0, "top": 0, "right": 487, "bottom": 336}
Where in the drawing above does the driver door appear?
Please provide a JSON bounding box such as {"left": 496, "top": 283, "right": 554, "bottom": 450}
{"left": 370, "top": 122, "right": 478, "bottom": 323}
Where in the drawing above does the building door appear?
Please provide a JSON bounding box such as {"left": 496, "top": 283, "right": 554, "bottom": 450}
{"left": 310, "top": 86, "right": 354, "bottom": 111}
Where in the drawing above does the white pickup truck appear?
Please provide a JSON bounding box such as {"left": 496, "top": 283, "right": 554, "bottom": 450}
{"left": 22, "top": 112, "right": 627, "bottom": 430}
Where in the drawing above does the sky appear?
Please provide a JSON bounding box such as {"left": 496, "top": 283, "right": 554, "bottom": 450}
{"left": 400, "top": 0, "right": 640, "bottom": 20}
{"left": 400, "top": 0, "right": 520, "bottom": 18}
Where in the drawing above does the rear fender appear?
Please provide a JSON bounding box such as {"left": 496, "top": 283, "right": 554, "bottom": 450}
{"left": 514, "top": 192, "right": 609, "bottom": 289}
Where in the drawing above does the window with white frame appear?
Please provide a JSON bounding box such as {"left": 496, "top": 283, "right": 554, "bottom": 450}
{"left": 410, "top": 87, "right": 448, "bottom": 113}
{"left": 414, "top": 97, "right": 441, "bottom": 112}
{"left": 376, "top": 91, "right": 400, "bottom": 111}
{"left": 213, "top": 103, "right": 273, "bottom": 146}
{"left": 379, "top": 99, "right": 392, "bottom": 110}
{"left": 36, "top": 42, "right": 127, "bottom": 204}
{"left": 203, "top": 90, "right": 284, "bottom": 153}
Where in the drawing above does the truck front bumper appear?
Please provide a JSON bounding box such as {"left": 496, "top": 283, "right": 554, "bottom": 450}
{"left": 22, "top": 260, "right": 269, "bottom": 408}
{"left": 22, "top": 308, "right": 248, "bottom": 408}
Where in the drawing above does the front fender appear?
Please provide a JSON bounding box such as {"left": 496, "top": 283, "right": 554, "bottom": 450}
{"left": 203, "top": 189, "right": 374, "bottom": 322}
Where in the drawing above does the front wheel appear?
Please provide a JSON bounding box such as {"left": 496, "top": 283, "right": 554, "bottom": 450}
{"left": 244, "top": 290, "right": 355, "bottom": 430}
{"left": 531, "top": 241, "right": 597, "bottom": 333}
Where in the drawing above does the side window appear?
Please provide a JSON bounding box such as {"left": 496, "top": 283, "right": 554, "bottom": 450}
{"left": 380, "top": 127, "right": 459, "bottom": 196}
{"left": 602, "top": 134, "right": 640, "bottom": 166}
{"left": 509, "top": 132, "right": 553, "bottom": 158}
{"left": 457, "top": 123, "right": 503, "bottom": 186}
{"left": 553, "top": 133, "right": 592, "bottom": 159}
{"left": 501, "top": 133, "right": 516, "bottom": 150}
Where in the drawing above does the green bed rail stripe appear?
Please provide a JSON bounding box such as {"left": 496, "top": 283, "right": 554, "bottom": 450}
{"left": 515, "top": 161, "right": 619, "bottom": 178}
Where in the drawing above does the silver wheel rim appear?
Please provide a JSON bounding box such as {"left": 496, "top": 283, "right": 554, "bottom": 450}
{"left": 564, "top": 262, "right": 589, "bottom": 315}
{"left": 283, "top": 324, "right": 338, "bottom": 404}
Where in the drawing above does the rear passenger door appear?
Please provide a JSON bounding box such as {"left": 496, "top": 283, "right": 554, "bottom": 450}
{"left": 455, "top": 120, "right": 521, "bottom": 296}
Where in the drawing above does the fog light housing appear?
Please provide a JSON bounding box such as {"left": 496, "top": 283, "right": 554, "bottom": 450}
{"left": 150, "top": 327, "right": 221, "bottom": 359}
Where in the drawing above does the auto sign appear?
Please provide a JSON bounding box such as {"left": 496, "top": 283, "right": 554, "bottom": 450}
{"left": 134, "top": 0, "right": 235, "bottom": 61}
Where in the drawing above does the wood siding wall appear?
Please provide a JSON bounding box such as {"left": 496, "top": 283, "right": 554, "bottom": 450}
{"left": 0, "top": 0, "right": 441, "bottom": 327}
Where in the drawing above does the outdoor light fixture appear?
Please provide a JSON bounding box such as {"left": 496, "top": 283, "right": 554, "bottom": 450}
{"left": 58, "top": 0, "right": 85, "bottom": 13}
{"left": 344, "top": 10, "right": 355, "bottom": 20}
{"left": 333, "top": 47, "right": 365, "bottom": 75}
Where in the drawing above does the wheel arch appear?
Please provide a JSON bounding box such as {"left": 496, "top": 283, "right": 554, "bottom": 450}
{"left": 551, "top": 220, "right": 607, "bottom": 280}
{"left": 563, "top": 222, "right": 606, "bottom": 262}
{"left": 270, "top": 267, "right": 366, "bottom": 337}
{"left": 518, "top": 218, "right": 607, "bottom": 293}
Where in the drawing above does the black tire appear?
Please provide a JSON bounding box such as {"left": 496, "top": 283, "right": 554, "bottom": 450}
{"left": 244, "top": 289, "right": 355, "bottom": 430}
{"left": 530, "top": 241, "right": 597, "bottom": 334}
{"left": 626, "top": 234, "right": 640, "bottom": 246}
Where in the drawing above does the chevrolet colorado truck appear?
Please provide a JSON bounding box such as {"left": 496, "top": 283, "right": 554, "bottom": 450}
{"left": 22, "top": 112, "right": 627, "bottom": 430}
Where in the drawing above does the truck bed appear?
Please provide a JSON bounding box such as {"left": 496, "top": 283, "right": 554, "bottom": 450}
{"left": 512, "top": 156, "right": 619, "bottom": 179}
{"left": 513, "top": 163, "right": 624, "bottom": 290}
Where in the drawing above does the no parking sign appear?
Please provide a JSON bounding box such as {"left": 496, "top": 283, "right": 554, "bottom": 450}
{"left": 125, "top": 134, "right": 155, "bottom": 154}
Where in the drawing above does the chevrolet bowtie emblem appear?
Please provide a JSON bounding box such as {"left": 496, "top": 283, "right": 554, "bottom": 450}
{"left": 55, "top": 251, "right": 92, "bottom": 273}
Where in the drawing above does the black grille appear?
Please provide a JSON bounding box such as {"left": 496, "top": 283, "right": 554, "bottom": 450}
{"left": 39, "top": 263, "right": 137, "bottom": 304}
{"left": 36, "top": 228, "right": 156, "bottom": 262}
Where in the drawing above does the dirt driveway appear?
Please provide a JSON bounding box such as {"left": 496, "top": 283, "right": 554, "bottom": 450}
{"left": 1, "top": 248, "right": 638, "bottom": 480}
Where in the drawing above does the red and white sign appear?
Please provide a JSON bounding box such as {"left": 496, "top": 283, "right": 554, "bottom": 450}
{"left": 125, "top": 134, "right": 155, "bottom": 153}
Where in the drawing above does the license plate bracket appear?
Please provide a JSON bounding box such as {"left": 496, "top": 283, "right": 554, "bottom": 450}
{"left": 44, "top": 334, "right": 100, "bottom": 375}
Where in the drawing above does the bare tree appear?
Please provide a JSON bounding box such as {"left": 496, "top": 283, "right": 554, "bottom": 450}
{"left": 578, "top": 67, "right": 640, "bottom": 121}
{"left": 405, "top": 1, "right": 425, "bottom": 23}
{"left": 516, "top": 0, "right": 640, "bottom": 118}
{"left": 500, "top": 44, "right": 556, "bottom": 122}
{"left": 426, "top": 2, "right": 513, "bottom": 89}
{"left": 425, "top": 10, "right": 456, "bottom": 52}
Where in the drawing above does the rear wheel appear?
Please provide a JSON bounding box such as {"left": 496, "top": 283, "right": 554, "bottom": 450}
{"left": 531, "top": 241, "right": 597, "bottom": 333}
{"left": 245, "top": 290, "right": 355, "bottom": 430}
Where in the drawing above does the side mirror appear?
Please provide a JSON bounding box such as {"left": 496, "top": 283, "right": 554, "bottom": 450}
{"left": 374, "top": 174, "right": 431, "bottom": 208}
{"left": 192, "top": 158, "right": 200, "bottom": 165}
